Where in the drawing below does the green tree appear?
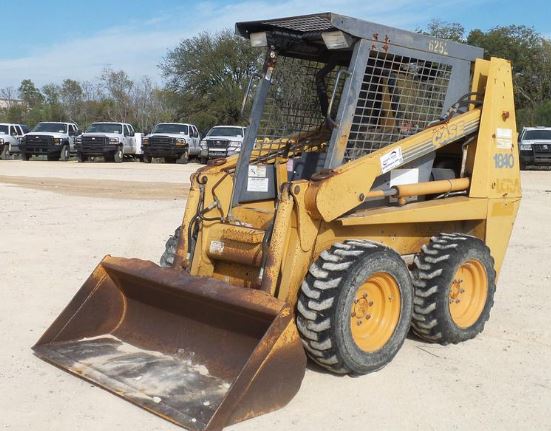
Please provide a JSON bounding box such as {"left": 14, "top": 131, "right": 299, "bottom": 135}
{"left": 18, "top": 79, "right": 44, "bottom": 108}
{"left": 418, "top": 19, "right": 465, "bottom": 42}
{"left": 160, "top": 29, "right": 262, "bottom": 129}
{"left": 467, "top": 25, "right": 550, "bottom": 107}
{"left": 100, "top": 69, "right": 134, "bottom": 122}
{"left": 60, "top": 79, "right": 84, "bottom": 123}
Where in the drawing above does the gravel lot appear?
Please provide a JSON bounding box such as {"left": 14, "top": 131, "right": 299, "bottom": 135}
{"left": 1, "top": 160, "right": 550, "bottom": 431}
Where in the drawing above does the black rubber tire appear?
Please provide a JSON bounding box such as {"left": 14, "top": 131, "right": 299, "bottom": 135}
{"left": 143, "top": 155, "right": 152, "bottom": 163}
{"left": 160, "top": 226, "right": 181, "bottom": 267}
{"left": 200, "top": 156, "right": 208, "bottom": 164}
{"left": 60, "top": 144, "right": 70, "bottom": 161}
{"left": 177, "top": 151, "right": 189, "bottom": 164}
{"left": 297, "top": 240, "right": 413, "bottom": 375}
{"left": 0, "top": 144, "right": 8, "bottom": 160}
{"left": 113, "top": 147, "right": 123, "bottom": 163}
{"left": 411, "top": 233, "right": 496, "bottom": 345}
{"left": 22, "top": 152, "right": 31, "bottom": 161}
{"left": 77, "top": 153, "right": 88, "bottom": 163}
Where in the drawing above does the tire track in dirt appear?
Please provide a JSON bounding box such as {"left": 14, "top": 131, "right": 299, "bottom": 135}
{"left": 0, "top": 175, "right": 189, "bottom": 200}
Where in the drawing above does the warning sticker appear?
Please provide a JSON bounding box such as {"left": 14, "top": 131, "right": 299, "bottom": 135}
{"left": 247, "top": 177, "right": 269, "bottom": 192}
{"left": 248, "top": 165, "right": 267, "bottom": 178}
{"left": 496, "top": 128, "right": 513, "bottom": 149}
{"left": 380, "top": 147, "right": 403, "bottom": 173}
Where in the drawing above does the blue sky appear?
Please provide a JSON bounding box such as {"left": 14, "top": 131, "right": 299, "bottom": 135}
{"left": 0, "top": 0, "right": 548, "bottom": 88}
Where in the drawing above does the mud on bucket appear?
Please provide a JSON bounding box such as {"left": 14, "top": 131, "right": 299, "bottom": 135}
{"left": 33, "top": 256, "right": 306, "bottom": 430}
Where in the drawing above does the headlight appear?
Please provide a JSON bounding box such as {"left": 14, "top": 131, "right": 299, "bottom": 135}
{"left": 520, "top": 144, "right": 532, "bottom": 151}
{"left": 228, "top": 141, "right": 242, "bottom": 153}
{"left": 200, "top": 140, "right": 207, "bottom": 149}
{"left": 0, "top": 138, "right": 4, "bottom": 144}
{"left": 76, "top": 136, "right": 82, "bottom": 143}
{"left": 176, "top": 138, "right": 187, "bottom": 146}
{"left": 109, "top": 138, "right": 119, "bottom": 143}
{"left": 142, "top": 138, "right": 149, "bottom": 145}
{"left": 53, "top": 138, "right": 62, "bottom": 145}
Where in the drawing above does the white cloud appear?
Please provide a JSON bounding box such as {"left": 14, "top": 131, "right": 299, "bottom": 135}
{"left": 0, "top": 0, "right": 481, "bottom": 88}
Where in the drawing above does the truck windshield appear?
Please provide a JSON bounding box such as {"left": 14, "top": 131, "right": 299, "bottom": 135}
{"left": 152, "top": 124, "right": 189, "bottom": 134}
{"left": 0, "top": 125, "right": 8, "bottom": 134}
{"left": 524, "top": 130, "right": 551, "bottom": 140}
{"left": 33, "top": 123, "right": 67, "bottom": 133}
{"left": 87, "top": 123, "right": 123, "bottom": 134}
{"left": 207, "top": 127, "right": 243, "bottom": 137}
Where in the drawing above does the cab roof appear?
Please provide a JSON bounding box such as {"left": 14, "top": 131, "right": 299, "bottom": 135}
{"left": 236, "top": 12, "right": 483, "bottom": 62}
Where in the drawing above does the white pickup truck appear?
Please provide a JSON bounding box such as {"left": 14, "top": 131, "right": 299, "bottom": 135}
{"left": 142, "top": 122, "right": 201, "bottom": 163}
{"left": 199, "top": 125, "right": 247, "bottom": 163}
{"left": 0, "top": 123, "right": 27, "bottom": 159}
{"left": 20, "top": 122, "right": 80, "bottom": 161}
{"left": 76, "top": 122, "right": 138, "bottom": 163}
{"left": 519, "top": 126, "right": 551, "bottom": 169}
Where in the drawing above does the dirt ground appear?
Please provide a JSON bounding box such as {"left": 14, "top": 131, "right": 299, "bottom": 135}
{"left": 1, "top": 160, "right": 550, "bottom": 431}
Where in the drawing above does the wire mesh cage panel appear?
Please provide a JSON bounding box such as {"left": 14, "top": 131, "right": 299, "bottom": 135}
{"left": 252, "top": 56, "right": 344, "bottom": 162}
{"left": 344, "top": 50, "right": 453, "bottom": 162}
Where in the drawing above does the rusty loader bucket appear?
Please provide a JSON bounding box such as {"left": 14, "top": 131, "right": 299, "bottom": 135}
{"left": 33, "top": 256, "right": 306, "bottom": 430}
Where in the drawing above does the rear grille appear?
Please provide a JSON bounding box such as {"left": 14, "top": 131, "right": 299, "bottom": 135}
{"left": 81, "top": 136, "right": 108, "bottom": 152}
{"left": 149, "top": 136, "right": 176, "bottom": 151}
{"left": 24, "top": 135, "right": 52, "bottom": 153}
{"left": 207, "top": 139, "right": 229, "bottom": 149}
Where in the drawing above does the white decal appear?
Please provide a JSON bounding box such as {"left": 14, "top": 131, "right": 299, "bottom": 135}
{"left": 247, "top": 177, "right": 269, "bottom": 192}
{"left": 496, "top": 128, "right": 513, "bottom": 149}
{"left": 380, "top": 147, "right": 403, "bottom": 173}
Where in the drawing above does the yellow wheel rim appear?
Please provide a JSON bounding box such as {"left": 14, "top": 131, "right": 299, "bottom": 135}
{"left": 350, "top": 272, "right": 401, "bottom": 352}
{"left": 448, "top": 259, "right": 488, "bottom": 328}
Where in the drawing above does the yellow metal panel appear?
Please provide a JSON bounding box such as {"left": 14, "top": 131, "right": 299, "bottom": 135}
{"left": 339, "top": 197, "right": 487, "bottom": 226}
{"left": 469, "top": 58, "right": 521, "bottom": 199}
{"left": 485, "top": 198, "right": 521, "bottom": 276}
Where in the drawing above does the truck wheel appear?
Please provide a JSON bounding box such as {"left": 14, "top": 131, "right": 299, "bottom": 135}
{"left": 160, "top": 226, "right": 181, "bottom": 267}
{"left": 22, "top": 152, "right": 31, "bottom": 161}
{"left": 0, "top": 144, "right": 8, "bottom": 160}
{"left": 177, "top": 151, "right": 189, "bottom": 164}
{"left": 113, "top": 147, "right": 123, "bottom": 163}
{"left": 143, "top": 155, "right": 152, "bottom": 163}
{"left": 60, "top": 145, "right": 70, "bottom": 161}
{"left": 77, "top": 153, "right": 88, "bottom": 163}
{"left": 297, "top": 240, "right": 413, "bottom": 375}
{"left": 200, "top": 156, "right": 208, "bottom": 164}
{"left": 411, "top": 233, "right": 496, "bottom": 344}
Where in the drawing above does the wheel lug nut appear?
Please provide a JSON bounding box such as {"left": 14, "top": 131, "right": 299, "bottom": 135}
{"left": 368, "top": 301, "right": 374, "bottom": 306}
{"left": 357, "top": 320, "right": 362, "bottom": 326}
{"left": 366, "top": 314, "right": 371, "bottom": 320}
{"left": 455, "top": 299, "right": 460, "bottom": 304}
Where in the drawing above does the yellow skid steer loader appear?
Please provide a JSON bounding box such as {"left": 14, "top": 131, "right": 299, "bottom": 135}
{"left": 34, "top": 12, "right": 521, "bottom": 431}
